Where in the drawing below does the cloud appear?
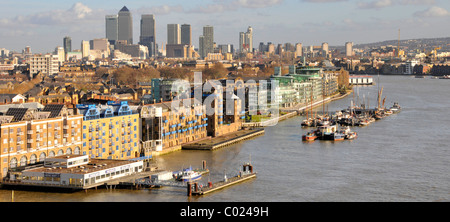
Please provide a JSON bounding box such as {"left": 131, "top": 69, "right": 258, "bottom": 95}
{"left": 399, "top": 0, "right": 435, "bottom": 5}
{"left": 302, "top": 0, "right": 347, "bottom": 3}
{"left": 358, "top": 0, "right": 436, "bottom": 9}
{"left": 0, "top": 2, "right": 101, "bottom": 27}
{"left": 186, "top": 4, "right": 236, "bottom": 14}
{"left": 234, "top": 0, "right": 284, "bottom": 8}
{"left": 136, "top": 5, "right": 184, "bottom": 15}
{"left": 358, "top": 0, "right": 393, "bottom": 9}
{"left": 414, "top": 6, "right": 450, "bottom": 17}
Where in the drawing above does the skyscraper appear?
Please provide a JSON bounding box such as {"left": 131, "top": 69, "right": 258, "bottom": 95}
{"left": 345, "top": 42, "right": 353, "bottom": 57}
{"left": 63, "top": 36, "right": 72, "bottom": 54}
{"left": 140, "top": 14, "right": 156, "bottom": 57}
{"left": 239, "top": 26, "right": 253, "bottom": 53}
{"left": 81, "top": 40, "right": 90, "bottom": 58}
{"left": 322, "top": 42, "right": 329, "bottom": 57}
{"left": 199, "top": 25, "right": 214, "bottom": 59}
{"left": 295, "top": 43, "right": 303, "bottom": 58}
{"left": 118, "top": 6, "right": 133, "bottom": 44}
{"left": 167, "top": 24, "right": 181, "bottom": 44}
{"left": 105, "top": 15, "right": 118, "bottom": 45}
{"left": 181, "top": 24, "right": 191, "bottom": 46}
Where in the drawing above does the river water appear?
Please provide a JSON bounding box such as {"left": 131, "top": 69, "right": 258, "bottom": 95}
{"left": 1, "top": 75, "right": 449, "bottom": 202}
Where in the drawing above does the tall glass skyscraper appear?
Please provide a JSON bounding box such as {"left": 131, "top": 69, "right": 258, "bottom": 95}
{"left": 63, "top": 36, "right": 72, "bottom": 54}
{"left": 118, "top": 6, "right": 133, "bottom": 44}
{"left": 239, "top": 26, "right": 253, "bottom": 53}
{"left": 167, "top": 24, "right": 180, "bottom": 45}
{"left": 199, "top": 25, "right": 213, "bottom": 59}
{"left": 181, "top": 24, "right": 191, "bottom": 46}
{"left": 105, "top": 15, "right": 118, "bottom": 45}
{"left": 140, "top": 14, "right": 156, "bottom": 57}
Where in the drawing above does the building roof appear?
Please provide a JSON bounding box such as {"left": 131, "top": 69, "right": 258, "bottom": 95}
{"left": 42, "top": 104, "right": 66, "bottom": 118}
{"left": 119, "top": 6, "right": 129, "bottom": 12}
{"left": 23, "top": 157, "right": 140, "bottom": 175}
{"left": 5, "top": 108, "right": 29, "bottom": 122}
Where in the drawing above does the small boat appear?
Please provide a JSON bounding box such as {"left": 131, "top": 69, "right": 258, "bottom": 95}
{"left": 332, "top": 132, "right": 345, "bottom": 141}
{"left": 179, "top": 170, "right": 202, "bottom": 182}
{"left": 302, "top": 130, "right": 317, "bottom": 141}
{"left": 345, "top": 131, "right": 357, "bottom": 140}
{"left": 439, "top": 75, "right": 450, "bottom": 79}
{"left": 390, "top": 102, "right": 401, "bottom": 113}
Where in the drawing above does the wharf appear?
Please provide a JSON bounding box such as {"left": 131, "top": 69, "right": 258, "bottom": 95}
{"left": 181, "top": 128, "right": 264, "bottom": 150}
{"left": 188, "top": 163, "right": 256, "bottom": 196}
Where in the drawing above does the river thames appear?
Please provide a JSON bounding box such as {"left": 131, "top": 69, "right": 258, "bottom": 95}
{"left": 1, "top": 75, "right": 449, "bottom": 202}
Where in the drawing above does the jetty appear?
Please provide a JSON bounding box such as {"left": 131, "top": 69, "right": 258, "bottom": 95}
{"left": 188, "top": 163, "right": 256, "bottom": 196}
{"left": 182, "top": 128, "right": 264, "bottom": 150}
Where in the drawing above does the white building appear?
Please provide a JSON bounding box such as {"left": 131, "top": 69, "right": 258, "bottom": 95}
{"left": 29, "top": 54, "right": 59, "bottom": 76}
{"left": 16, "top": 154, "right": 144, "bottom": 189}
{"left": 405, "top": 60, "right": 419, "bottom": 75}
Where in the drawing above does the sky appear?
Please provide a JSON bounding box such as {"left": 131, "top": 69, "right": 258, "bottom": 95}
{"left": 1, "top": 0, "right": 449, "bottom": 53}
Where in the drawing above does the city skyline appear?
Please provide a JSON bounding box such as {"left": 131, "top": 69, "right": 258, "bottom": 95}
{"left": 1, "top": 0, "right": 450, "bottom": 53}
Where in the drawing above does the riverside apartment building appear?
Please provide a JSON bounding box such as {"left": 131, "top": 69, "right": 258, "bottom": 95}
{"left": 0, "top": 104, "right": 83, "bottom": 179}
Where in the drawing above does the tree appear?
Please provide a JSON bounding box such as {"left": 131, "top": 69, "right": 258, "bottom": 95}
{"left": 202, "top": 63, "right": 228, "bottom": 80}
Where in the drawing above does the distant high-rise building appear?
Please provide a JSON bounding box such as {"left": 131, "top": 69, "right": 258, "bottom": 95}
{"left": 105, "top": 15, "right": 118, "bottom": 45}
{"left": 167, "top": 24, "right": 180, "bottom": 44}
{"left": 181, "top": 24, "right": 191, "bottom": 46}
{"left": 239, "top": 26, "right": 253, "bottom": 53}
{"left": 63, "top": 36, "right": 72, "bottom": 55}
{"left": 322, "top": 42, "right": 329, "bottom": 57}
{"left": 81, "top": 41, "right": 90, "bottom": 58}
{"left": 140, "top": 14, "right": 156, "bottom": 57}
{"left": 295, "top": 43, "right": 303, "bottom": 58}
{"left": 199, "top": 26, "right": 214, "bottom": 59}
{"left": 345, "top": 42, "right": 353, "bottom": 57}
{"left": 118, "top": 6, "right": 133, "bottom": 44}
{"left": 54, "top": 46, "right": 65, "bottom": 63}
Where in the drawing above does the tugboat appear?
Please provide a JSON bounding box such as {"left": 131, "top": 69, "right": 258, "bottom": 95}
{"left": 302, "top": 130, "right": 318, "bottom": 142}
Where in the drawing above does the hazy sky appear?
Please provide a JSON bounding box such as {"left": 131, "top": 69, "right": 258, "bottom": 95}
{"left": 1, "top": 0, "right": 449, "bottom": 53}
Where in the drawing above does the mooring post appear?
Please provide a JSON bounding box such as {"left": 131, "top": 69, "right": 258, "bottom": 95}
{"left": 187, "top": 182, "right": 192, "bottom": 196}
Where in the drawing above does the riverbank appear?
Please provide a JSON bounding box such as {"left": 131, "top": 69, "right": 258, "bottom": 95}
{"left": 242, "top": 90, "right": 353, "bottom": 128}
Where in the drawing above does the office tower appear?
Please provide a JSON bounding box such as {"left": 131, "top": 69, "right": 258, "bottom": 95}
{"left": 118, "top": 6, "right": 133, "bottom": 44}
{"left": 322, "top": 42, "right": 329, "bottom": 57}
{"left": 81, "top": 40, "right": 90, "bottom": 58}
{"left": 295, "top": 43, "right": 303, "bottom": 58}
{"left": 105, "top": 15, "right": 118, "bottom": 45}
{"left": 199, "top": 25, "right": 214, "bottom": 59}
{"left": 181, "top": 24, "right": 191, "bottom": 46}
{"left": 199, "top": 36, "right": 205, "bottom": 59}
{"left": 167, "top": 24, "right": 180, "bottom": 44}
{"left": 140, "top": 14, "right": 156, "bottom": 57}
{"left": 54, "top": 46, "right": 65, "bottom": 63}
{"left": 239, "top": 26, "right": 253, "bottom": 53}
{"left": 63, "top": 36, "right": 72, "bottom": 54}
{"left": 345, "top": 42, "right": 353, "bottom": 57}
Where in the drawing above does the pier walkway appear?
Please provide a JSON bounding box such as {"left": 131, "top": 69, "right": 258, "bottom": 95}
{"left": 181, "top": 128, "right": 264, "bottom": 150}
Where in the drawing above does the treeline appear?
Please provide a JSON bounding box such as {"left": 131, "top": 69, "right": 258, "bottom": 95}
{"left": 96, "top": 63, "right": 234, "bottom": 86}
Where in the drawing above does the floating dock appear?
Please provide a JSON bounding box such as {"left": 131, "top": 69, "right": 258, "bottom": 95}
{"left": 188, "top": 163, "right": 256, "bottom": 196}
{"left": 182, "top": 128, "right": 264, "bottom": 151}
